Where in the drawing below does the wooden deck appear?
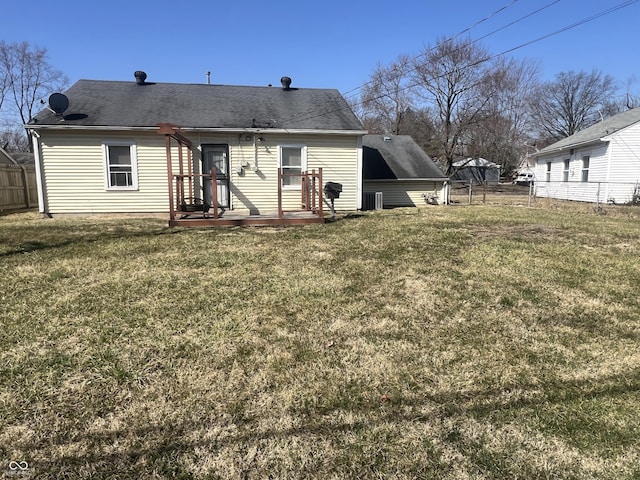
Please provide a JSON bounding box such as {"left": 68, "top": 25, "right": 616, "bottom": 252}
{"left": 159, "top": 124, "right": 326, "bottom": 228}
{"left": 169, "top": 210, "right": 326, "bottom": 227}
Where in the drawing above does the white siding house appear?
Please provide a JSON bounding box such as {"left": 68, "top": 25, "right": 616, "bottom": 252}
{"left": 534, "top": 108, "right": 640, "bottom": 204}
{"left": 27, "top": 74, "right": 367, "bottom": 222}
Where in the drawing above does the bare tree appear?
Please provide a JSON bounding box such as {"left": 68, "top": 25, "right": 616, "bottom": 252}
{"left": 410, "top": 38, "right": 500, "bottom": 173}
{"left": 466, "top": 57, "right": 541, "bottom": 175}
{"left": 0, "top": 41, "right": 68, "bottom": 150}
{"left": 530, "top": 69, "right": 616, "bottom": 142}
{"left": 359, "top": 55, "right": 414, "bottom": 135}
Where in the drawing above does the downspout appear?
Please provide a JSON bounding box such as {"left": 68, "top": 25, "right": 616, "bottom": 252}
{"left": 253, "top": 134, "right": 259, "bottom": 171}
{"left": 30, "top": 130, "right": 49, "bottom": 216}
{"left": 605, "top": 139, "right": 612, "bottom": 202}
{"left": 356, "top": 136, "right": 363, "bottom": 210}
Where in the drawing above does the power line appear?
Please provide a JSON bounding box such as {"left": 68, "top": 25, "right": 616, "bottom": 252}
{"left": 286, "top": 0, "right": 640, "bottom": 128}
{"left": 339, "top": 0, "right": 523, "bottom": 101}
{"left": 287, "top": 0, "right": 559, "bottom": 126}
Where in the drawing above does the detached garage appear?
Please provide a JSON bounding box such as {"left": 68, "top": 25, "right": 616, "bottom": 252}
{"left": 362, "top": 135, "right": 448, "bottom": 209}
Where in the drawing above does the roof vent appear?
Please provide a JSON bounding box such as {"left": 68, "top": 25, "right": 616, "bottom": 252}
{"left": 134, "top": 71, "right": 147, "bottom": 85}
{"left": 281, "top": 76, "right": 292, "bottom": 90}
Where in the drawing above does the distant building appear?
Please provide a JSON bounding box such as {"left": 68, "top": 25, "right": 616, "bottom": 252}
{"left": 450, "top": 157, "right": 500, "bottom": 185}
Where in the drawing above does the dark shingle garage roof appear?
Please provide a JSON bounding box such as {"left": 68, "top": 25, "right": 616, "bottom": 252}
{"left": 30, "top": 78, "right": 365, "bottom": 132}
{"left": 363, "top": 135, "right": 447, "bottom": 180}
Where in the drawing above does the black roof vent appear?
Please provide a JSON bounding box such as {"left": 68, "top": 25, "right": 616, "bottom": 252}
{"left": 134, "top": 71, "right": 147, "bottom": 85}
{"left": 281, "top": 76, "right": 292, "bottom": 90}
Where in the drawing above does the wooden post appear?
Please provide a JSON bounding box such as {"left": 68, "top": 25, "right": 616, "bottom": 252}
{"left": 21, "top": 166, "right": 32, "bottom": 208}
{"left": 165, "top": 135, "right": 175, "bottom": 221}
{"left": 311, "top": 169, "right": 317, "bottom": 212}
{"left": 277, "top": 168, "right": 283, "bottom": 219}
{"left": 318, "top": 168, "right": 323, "bottom": 218}
{"left": 301, "top": 172, "right": 307, "bottom": 210}
{"left": 211, "top": 167, "right": 218, "bottom": 219}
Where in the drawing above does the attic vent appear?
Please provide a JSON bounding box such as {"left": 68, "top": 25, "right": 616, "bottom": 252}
{"left": 134, "top": 71, "right": 147, "bottom": 85}
{"left": 281, "top": 76, "right": 292, "bottom": 90}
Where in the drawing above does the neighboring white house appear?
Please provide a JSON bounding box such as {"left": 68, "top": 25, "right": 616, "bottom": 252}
{"left": 26, "top": 73, "right": 367, "bottom": 222}
{"left": 534, "top": 107, "right": 640, "bottom": 204}
{"left": 362, "top": 135, "right": 448, "bottom": 208}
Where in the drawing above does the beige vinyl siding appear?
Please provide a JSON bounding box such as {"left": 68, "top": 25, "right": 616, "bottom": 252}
{"left": 41, "top": 131, "right": 175, "bottom": 213}
{"left": 364, "top": 180, "right": 443, "bottom": 207}
{"left": 39, "top": 130, "right": 361, "bottom": 215}
{"left": 222, "top": 134, "right": 360, "bottom": 214}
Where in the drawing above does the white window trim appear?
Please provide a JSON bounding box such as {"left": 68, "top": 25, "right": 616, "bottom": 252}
{"left": 278, "top": 144, "right": 307, "bottom": 190}
{"left": 545, "top": 161, "right": 552, "bottom": 182}
{"left": 563, "top": 159, "right": 570, "bottom": 182}
{"left": 581, "top": 155, "right": 590, "bottom": 183}
{"left": 103, "top": 141, "right": 138, "bottom": 191}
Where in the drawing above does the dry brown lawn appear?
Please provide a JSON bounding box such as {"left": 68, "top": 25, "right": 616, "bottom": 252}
{"left": 1, "top": 200, "right": 639, "bottom": 479}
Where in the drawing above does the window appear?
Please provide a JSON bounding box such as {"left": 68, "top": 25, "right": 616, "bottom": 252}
{"left": 563, "top": 159, "right": 570, "bottom": 182}
{"left": 545, "top": 162, "right": 552, "bottom": 182}
{"left": 104, "top": 142, "right": 137, "bottom": 190}
{"left": 581, "top": 155, "right": 590, "bottom": 182}
{"left": 279, "top": 145, "right": 306, "bottom": 188}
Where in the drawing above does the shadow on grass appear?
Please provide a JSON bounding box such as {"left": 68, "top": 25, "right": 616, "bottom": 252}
{"left": 0, "top": 226, "right": 180, "bottom": 258}
{"left": 22, "top": 368, "right": 639, "bottom": 478}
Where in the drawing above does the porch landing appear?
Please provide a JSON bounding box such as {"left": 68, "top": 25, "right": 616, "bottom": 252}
{"left": 169, "top": 210, "right": 326, "bottom": 227}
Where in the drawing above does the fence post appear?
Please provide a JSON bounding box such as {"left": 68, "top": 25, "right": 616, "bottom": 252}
{"left": 20, "top": 166, "right": 31, "bottom": 208}
{"left": 468, "top": 180, "right": 473, "bottom": 205}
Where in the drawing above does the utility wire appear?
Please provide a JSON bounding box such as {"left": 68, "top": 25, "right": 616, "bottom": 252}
{"left": 286, "top": 0, "right": 559, "bottom": 126}
{"left": 286, "top": 0, "right": 640, "bottom": 127}
{"left": 339, "top": 0, "right": 523, "bottom": 101}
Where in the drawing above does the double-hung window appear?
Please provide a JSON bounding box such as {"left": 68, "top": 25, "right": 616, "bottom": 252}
{"left": 104, "top": 142, "right": 138, "bottom": 190}
{"left": 563, "top": 159, "right": 570, "bottom": 182}
{"left": 279, "top": 145, "right": 307, "bottom": 188}
{"left": 581, "top": 156, "right": 590, "bottom": 182}
{"left": 545, "top": 162, "right": 552, "bottom": 182}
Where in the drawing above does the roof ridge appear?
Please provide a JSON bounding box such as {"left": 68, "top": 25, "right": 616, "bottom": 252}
{"left": 73, "top": 78, "right": 334, "bottom": 91}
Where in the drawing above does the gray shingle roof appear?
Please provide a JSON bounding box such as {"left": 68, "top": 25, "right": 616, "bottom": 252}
{"left": 537, "top": 107, "right": 640, "bottom": 156}
{"left": 363, "top": 135, "right": 447, "bottom": 180}
{"left": 30, "top": 79, "right": 365, "bottom": 131}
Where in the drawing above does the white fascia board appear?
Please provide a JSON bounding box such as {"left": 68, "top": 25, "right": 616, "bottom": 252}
{"left": 535, "top": 139, "right": 604, "bottom": 158}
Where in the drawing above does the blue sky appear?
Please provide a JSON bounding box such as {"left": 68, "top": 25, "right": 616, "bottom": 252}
{"left": 3, "top": 0, "right": 639, "bottom": 98}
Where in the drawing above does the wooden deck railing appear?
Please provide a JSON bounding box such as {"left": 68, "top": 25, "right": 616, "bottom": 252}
{"left": 277, "top": 168, "right": 323, "bottom": 219}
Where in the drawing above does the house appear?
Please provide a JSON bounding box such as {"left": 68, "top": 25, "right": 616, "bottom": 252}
{"left": 26, "top": 72, "right": 367, "bottom": 226}
{"left": 534, "top": 107, "right": 640, "bottom": 204}
{"left": 450, "top": 157, "right": 501, "bottom": 185}
{"left": 362, "top": 135, "right": 448, "bottom": 208}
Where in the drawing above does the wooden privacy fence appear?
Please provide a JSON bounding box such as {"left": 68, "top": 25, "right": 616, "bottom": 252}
{"left": 0, "top": 165, "right": 37, "bottom": 211}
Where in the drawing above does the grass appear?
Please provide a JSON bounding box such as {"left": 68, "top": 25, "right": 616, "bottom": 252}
{"left": 0, "top": 201, "right": 639, "bottom": 479}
